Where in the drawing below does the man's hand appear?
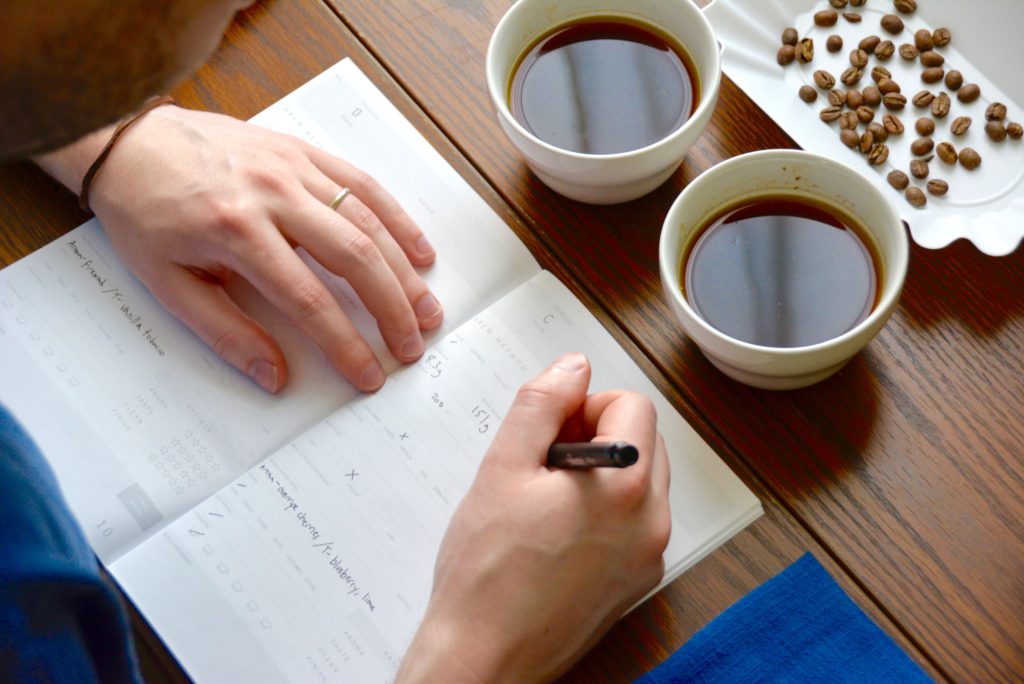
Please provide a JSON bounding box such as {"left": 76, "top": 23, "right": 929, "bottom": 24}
{"left": 36, "top": 106, "right": 443, "bottom": 393}
{"left": 396, "top": 353, "right": 671, "bottom": 683}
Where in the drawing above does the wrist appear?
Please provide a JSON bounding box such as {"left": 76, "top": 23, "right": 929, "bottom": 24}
{"left": 33, "top": 123, "right": 118, "bottom": 196}
{"left": 397, "top": 611, "right": 518, "bottom": 684}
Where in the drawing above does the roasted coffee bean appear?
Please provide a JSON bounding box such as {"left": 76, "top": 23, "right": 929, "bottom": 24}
{"left": 859, "top": 35, "right": 882, "bottom": 52}
{"left": 910, "top": 137, "right": 934, "bottom": 155}
{"left": 985, "top": 121, "right": 1008, "bottom": 142}
{"left": 859, "top": 130, "right": 875, "bottom": 153}
{"left": 888, "top": 169, "right": 910, "bottom": 190}
{"left": 883, "top": 114, "right": 904, "bottom": 134}
{"left": 778, "top": 45, "right": 796, "bottom": 65}
{"left": 878, "top": 78, "right": 901, "bottom": 95}
{"left": 871, "top": 66, "right": 892, "bottom": 83}
{"left": 820, "top": 106, "right": 844, "bottom": 122}
{"left": 894, "top": 0, "right": 917, "bottom": 14}
{"left": 829, "top": 0, "right": 849, "bottom": 8}
{"left": 841, "top": 67, "right": 864, "bottom": 86}
{"left": 863, "top": 85, "right": 882, "bottom": 107}
{"left": 936, "top": 141, "right": 957, "bottom": 164}
{"left": 827, "top": 34, "right": 844, "bottom": 52}
{"left": 850, "top": 48, "right": 869, "bottom": 68}
{"left": 914, "top": 29, "right": 933, "bottom": 51}
{"left": 840, "top": 111, "right": 860, "bottom": 130}
{"left": 912, "top": 90, "right": 935, "bottom": 107}
{"left": 915, "top": 117, "right": 935, "bottom": 136}
{"left": 814, "top": 70, "right": 836, "bottom": 89}
{"left": 959, "top": 147, "right": 981, "bottom": 170}
{"left": 905, "top": 186, "right": 927, "bottom": 208}
{"left": 850, "top": 0, "right": 867, "bottom": 6}
{"left": 949, "top": 117, "right": 971, "bottom": 136}
{"left": 944, "top": 70, "right": 963, "bottom": 91}
{"left": 910, "top": 159, "right": 929, "bottom": 178}
{"left": 866, "top": 122, "right": 887, "bottom": 142}
{"left": 815, "top": 10, "right": 839, "bottom": 26}
{"left": 1007, "top": 122, "right": 1024, "bottom": 140}
{"left": 798, "top": 38, "right": 815, "bottom": 63}
{"left": 868, "top": 143, "right": 890, "bottom": 165}
{"left": 921, "top": 68, "right": 945, "bottom": 84}
{"left": 883, "top": 93, "right": 907, "bottom": 110}
{"left": 899, "top": 43, "right": 919, "bottom": 60}
{"left": 843, "top": 12, "right": 863, "bottom": 23}
{"left": 846, "top": 90, "right": 864, "bottom": 108}
{"left": 840, "top": 128, "right": 861, "bottom": 148}
{"left": 782, "top": 27, "right": 799, "bottom": 45}
{"left": 920, "top": 50, "right": 945, "bottom": 68}
{"left": 932, "top": 27, "right": 952, "bottom": 47}
{"left": 985, "top": 102, "right": 1008, "bottom": 121}
{"left": 828, "top": 89, "right": 847, "bottom": 106}
{"left": 856, "top": 105, "right": 875, "bottom": 123}
{"left": 931, "top": 92, "right": 951, "bottom": 118}
{"left": 799, "top": 85, "right": 819, "bottom": 103}
{"left": 927, "top": 179, "right": 949, "bottom": 196}
{"left": 881, "top": 14, "right": 904, "bottom": 34}
{"left": 957, "top": 83, "right": 980, "bottom": 103}
{"left": 875, "top": 40, "right": 896, "bottom": 60}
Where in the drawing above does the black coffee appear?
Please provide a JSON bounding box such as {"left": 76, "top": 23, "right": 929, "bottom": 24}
{"left": 509, "top": 18, "right": 698, "bottom": 155}
{"left": 683, "top": 196, "right": 880, "bottom": 348}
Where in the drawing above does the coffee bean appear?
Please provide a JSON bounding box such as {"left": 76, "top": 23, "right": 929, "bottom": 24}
{"left": 914, "top": 29, "right": 933, "bottom": 51}
{"left": 840, "top": 111, "right": 860, "bottom": 130}
{"left": 883, "top": 114, "right": 905, "bottom": 134}
{"left": 798, "top": 38, "right": 815, "bottom": 64}
{"left": 872, "top": 66, "right": 892, "bottom": 83}
{"left": 932, "top": 28, "right": 952, "bottom": 47}
{"left": 921, "top": 67, "right": 945, "bottom": 84}
{"left": 880, "top": 80, "right": 902, "bottom": 97}
{"left": 799, "top": 85, "right": 818, "bottom": 103}
{"left": 868, "top": 143, "right": 890, "bottom": 165}
{"left": 815, "top": 10, "right": 839, "bottom": 26}
{"left": 911, "top": 137, "right": 934, "bottom": 155}
{"left": 949, "top": 117, "right": 971, "bottom": 136}
{"left": 936, "top": 141, "right": 957, "bottom": 164}
{"left": 888, "top": 169, "right": 910, "bottom": 190}
{"left": 829, "top": 0, "right": 849, "bottom": 8}
{"left": 828, "top": 89, "right": 847, "bottom": 106}
{"left": 856, "top": 105, "right": 875, "bottom": 123}
{"left": 905, "top": 186, "right": 927, "bottom": 208}
{"left": 894, "top": 0, "right": 917, "bottom": 14}
{"left": 859, "top": 130, "right": 875, "bottom": 153}
{"left": 846, "top": 90, "right": 864, "bottom": 108}
{"left": 915, "top": 117, "right": 935, "bottom": 136}
{"left": 959, "top": 147, "right": 981, "bottom": 170}
{"left": 778, "top": 45, "right": 796, "bottom": 65}
{"left": 985, "top": 121, "right": 1007, "bottom": 142}
{"left": 931, "top": 92, "right": 951, "bottom": 118}
{"left": 863, "top": 86, "right": 882, "bottom": 107}
{"left": 841, "top": 67, "right": 864, "bottom": 86}
{"left": 1007, "top": 122, "right": 1023, "bottom": 140}
{"left": 875, "top": 40, "right": 896, "bottom": 60}
{"left": 843, "top": 12, "right": 863, "bottom": 23}
{"left": 782, "top": 28, "right": 799, "bottom": 46}
{"left": 920, "top": 51, "right": 945, "bottom": 68}
{"left": 926, "top": 179, "right": 948, "bottom": 196}
{"left": 944, "top": 70, "right": 963, "bottom": 91}
{"left": 814, "top": 70, "right": 836, "bottom": 89}
{"left": 912, "top": 90, "right": 935, "bottom": 107}
{"left": 840, "top": 128, "right": 861, "bottom": 148}
{"left": 985, "top": 102, "right": 1008, "bottom": 121}
{"left": 859, "top": 35, "right": 882, "bottom": 52}
{"left": 850, "top": 0, "right": 867, "bottom": 6}
{"left": 910, "top": 159, "right": 929, "bottom": 178}
{"left": 899, "top": 43, "right": 919, "bottom": 60}
{"left": 881, "top": 14, "right": 904, "bottom": 34}
{"left": 820, "top": 106, "right": 843, "bottom": 122}
{"left": 827, "top": 35, "right": 844, "bottom": 52}
{"left": 850, "top": 49, "right": 869, "bottom": 68}
{"left": 868, "top": 122, "right": 889, "bottom": 142}
{"left": 883, "top": 93, "right": 907, "bottom": 110}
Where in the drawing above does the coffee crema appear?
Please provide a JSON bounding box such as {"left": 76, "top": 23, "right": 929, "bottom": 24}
{"left": 508, "top": 17, "right": 698, "bottom": 155}
{"left": 682, "top": 196, "right": 881, "bottom": 348}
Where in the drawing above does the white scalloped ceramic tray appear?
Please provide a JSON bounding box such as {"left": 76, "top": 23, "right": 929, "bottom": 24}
{"left": 703, "top": 0, "right": 1024, "bottom": 255}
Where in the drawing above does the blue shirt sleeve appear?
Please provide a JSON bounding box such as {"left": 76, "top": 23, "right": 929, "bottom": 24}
{"left": 0, "top": 403, "right": 142, "bottom": 683}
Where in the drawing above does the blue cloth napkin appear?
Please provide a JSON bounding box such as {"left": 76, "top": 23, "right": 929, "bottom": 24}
{"left": 636, "top": 553, "right": 932, "bottom": 683}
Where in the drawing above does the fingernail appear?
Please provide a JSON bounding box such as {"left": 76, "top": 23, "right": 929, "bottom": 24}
{"left": 361, "top": 362, "right": 386, "bottom": 391}
{"left": 248, "top": 360, "right": 280, "bottom": 393}
{"left": 415, "top": 234, "right": 435, "bottom": 259}
{"left": 553, "top": 352, "right": 588, "bottom": 372}
{"left": 401, "top": 333, "right": 425, "bottom": 359}
{"left": 414, "top": 293, "right": 442, "bottom": 321}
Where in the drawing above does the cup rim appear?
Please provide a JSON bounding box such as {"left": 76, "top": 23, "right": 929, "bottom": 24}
{"left": 659, "top": 149, "right": 910, "bottom": 356}
{"left": 484, "top": 0, "right": 722, "bottom": 162}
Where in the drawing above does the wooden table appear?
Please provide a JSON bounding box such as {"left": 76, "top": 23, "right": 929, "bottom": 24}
{"left": 2, "top": 1, "right": 1022, "bottom": 682}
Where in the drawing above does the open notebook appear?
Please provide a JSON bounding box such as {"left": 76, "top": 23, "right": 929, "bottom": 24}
{"left": 0, "top": 59, "right": 761, "bottom": 681}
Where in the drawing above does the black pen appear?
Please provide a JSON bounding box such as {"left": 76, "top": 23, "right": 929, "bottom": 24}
{"left": 546, "top": 441, "right": 639, "bottom": 469}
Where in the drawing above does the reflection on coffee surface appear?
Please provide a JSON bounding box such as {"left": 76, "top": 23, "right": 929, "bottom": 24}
{"left": 683, "top": 196, "right": 880, "bottom": 348}
{"left": 509, "top": 18, "right": 697, "bottom": 155}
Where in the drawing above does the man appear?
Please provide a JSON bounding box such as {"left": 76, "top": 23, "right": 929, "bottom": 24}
{"left": 0, "top": 1, "right": 670, "bottom": 682}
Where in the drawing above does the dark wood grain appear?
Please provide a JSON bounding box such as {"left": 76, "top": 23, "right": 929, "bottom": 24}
{"left": 328, "top": 2, "right": 1024, "bottom": 682}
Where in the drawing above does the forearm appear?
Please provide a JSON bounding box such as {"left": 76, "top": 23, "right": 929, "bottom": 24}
{"left": 33, "top": 123, "right": 117, "bottom": 196}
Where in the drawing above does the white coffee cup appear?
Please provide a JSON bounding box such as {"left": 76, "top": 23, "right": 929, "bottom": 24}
{"left": 659, "top": 150, "right": 909, "bottom": 389}
{"left": 485, "top": 0, "right": 721, "bottom": 204}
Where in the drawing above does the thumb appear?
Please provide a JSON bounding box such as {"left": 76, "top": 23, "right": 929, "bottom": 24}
{"left": 487, "top": 353, "right": 591, "bottom": 469}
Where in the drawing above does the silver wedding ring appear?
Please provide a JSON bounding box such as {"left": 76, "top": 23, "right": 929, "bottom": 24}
{"left": 328, "top": 187, "right": 351, "bottom": 211}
